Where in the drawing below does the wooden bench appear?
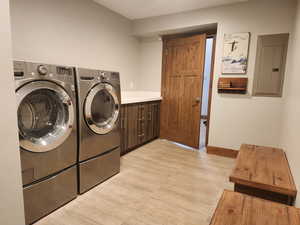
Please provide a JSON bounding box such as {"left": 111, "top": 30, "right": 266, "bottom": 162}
{"left": 229, "top": 144, "right": 297, "bottom": 205}
{"left": 210, "top": 190, "right": 300, "bottom": 225}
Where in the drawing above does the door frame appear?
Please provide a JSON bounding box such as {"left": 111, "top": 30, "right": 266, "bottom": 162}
{"left": 160, "top": 32, "right": 217, "bottom": 149}
{"left": 205, "top": 34, "right": 216, "bottom": 147}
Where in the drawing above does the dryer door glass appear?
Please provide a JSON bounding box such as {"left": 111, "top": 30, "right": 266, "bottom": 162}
{"left": 84, "top": 83, "right": 119, "bottom": 134}
{"left": 17, "top": 81, "right": 74, "bottom": 152}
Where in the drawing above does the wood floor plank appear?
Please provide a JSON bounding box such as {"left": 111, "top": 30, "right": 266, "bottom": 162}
{"left": 35, "top": 140, "right": 235, "bottom": 225}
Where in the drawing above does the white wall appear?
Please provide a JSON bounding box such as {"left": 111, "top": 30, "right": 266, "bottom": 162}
{"left": 0, "top": 0, "right": 25, "bottom": 224}
{"left": 10, "top": 0, "right": 140, "bottom": 91}
{"left": 280, "top": 0, "right": 300, "bottom": 207}
{"left": 134, "top": 0, "right": 296, "bottom": 150}
{"left": 138, "top": 39, "right": 163, "bottom": 92}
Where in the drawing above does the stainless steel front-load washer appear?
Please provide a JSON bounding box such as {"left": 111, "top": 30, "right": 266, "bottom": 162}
{"left": 13, "top": 61, "right": 78, "bottom": 225}
{"left": 76, "top": 68, "right": 121, "bottom": 194}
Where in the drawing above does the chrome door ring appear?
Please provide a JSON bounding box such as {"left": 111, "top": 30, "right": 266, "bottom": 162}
{"left": 84, "top": 83, "right": 119, "bottom": 135}
{"left": 16, "top": 81, "right": 74, "bottom": 152}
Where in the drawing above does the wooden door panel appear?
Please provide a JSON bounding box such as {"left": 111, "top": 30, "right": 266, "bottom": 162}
{"left": 180, "top": 76, "right": 202, "bottom": 147}
{"left": 161, "top": 34, "right": 206, "bottom": 149}
{"left": 166, "top": 76, "right": 181, "bottom": 132}
{"left": 160, "top": 76, "right": 181, "bottom": 138}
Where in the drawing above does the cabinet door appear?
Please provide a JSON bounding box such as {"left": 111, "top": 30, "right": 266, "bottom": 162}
{"left": 120, "top": 106, "right": 124, "bottom": 155}
{"left": 120, "top": 105, "right": 128, "bottom": 155}
{"left": 145, "top": 103, "right": 154, "bottom": 142}
{"left": 153, "top": 102, "right": 160, "bottom": 138}
{"left": 137, "top": 103, "right": 147, "bottom": 144}
{"left": 127, "top": 104, "right": 139, "bottom": 149}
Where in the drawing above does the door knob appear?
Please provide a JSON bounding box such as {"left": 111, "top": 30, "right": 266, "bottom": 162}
{"left": 195, "top": 97, "right": 201, "bottom": 103}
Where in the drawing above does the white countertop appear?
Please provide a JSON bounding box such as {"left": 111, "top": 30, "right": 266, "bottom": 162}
{"left": 121, "top": 91, "right": 162, "bottom": 104}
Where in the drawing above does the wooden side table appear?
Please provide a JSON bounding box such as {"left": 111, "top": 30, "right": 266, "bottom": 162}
{"left": 210, "top": 190, "right": 300, "bottom": 225}
{"left": 229, "top": 144, "right": 297, "bottom": 205}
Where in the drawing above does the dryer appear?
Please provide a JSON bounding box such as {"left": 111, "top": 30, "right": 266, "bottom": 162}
{"left": 14, "top": 61, "right": 78, "bottom": 225}
{"left": 76, "top": 68, "right": 120, "bottom": 194}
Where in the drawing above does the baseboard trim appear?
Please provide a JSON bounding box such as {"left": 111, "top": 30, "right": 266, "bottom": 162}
{"left": 207, "top": 146, "right": 239, "bottom": 158}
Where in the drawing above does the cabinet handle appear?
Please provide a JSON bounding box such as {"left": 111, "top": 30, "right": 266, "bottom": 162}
{"left": 138, "top": 134, "right": 145, "bottom": 137}
{"left": 148, "top": 112, "right": 152, "bottom": 121}
{"left": 122, "top": 119, "right": 125, "bottom": 129}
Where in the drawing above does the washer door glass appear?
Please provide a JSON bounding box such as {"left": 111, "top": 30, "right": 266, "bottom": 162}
{"left": 84, "top": 83, "right": 119, "bottom": 134}
{"left": 16, "top": 81, "right": 74, "bottom": 152}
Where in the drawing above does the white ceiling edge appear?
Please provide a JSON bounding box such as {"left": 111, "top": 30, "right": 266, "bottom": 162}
{"left": 138, "top": 23, "right": 218, "bottom": 40}
{"left": 93, "top": 0, "right": 248, "bottom": 20}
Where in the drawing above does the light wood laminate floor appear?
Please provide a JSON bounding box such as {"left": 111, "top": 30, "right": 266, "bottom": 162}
{"left": 36, "top": 139, "right": 235, "bottom": 225}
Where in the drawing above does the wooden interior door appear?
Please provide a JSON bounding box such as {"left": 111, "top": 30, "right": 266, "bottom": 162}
{"left": 160, "top": 34, "right": 206, "bottom": 148}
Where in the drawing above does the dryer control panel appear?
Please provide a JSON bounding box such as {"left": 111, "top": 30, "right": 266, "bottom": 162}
{"left": 99, "top": 71, "right": 119, "bottom": 82}
{"left": 13, "top": 61, "right": 76, "bottom": 94}
{"left": 13, "top": 61, "right": 74, "bottom": 79}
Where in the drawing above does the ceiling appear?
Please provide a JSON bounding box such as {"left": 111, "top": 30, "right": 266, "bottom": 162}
{"left": 93, "top": 0, "right": 248, "bottom": 19}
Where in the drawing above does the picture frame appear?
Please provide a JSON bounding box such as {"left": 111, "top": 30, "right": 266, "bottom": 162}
{"left": 222, "top": 32, "right": 250, "bottom": 74}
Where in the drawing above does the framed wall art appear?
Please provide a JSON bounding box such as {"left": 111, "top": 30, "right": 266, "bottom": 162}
{"left": 222, "top": 32, "right": 250, "bottom": 74}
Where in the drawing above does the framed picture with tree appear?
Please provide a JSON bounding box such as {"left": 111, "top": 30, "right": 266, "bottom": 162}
{"left": 222, "top": 32, "right": 250, "bottom": 74}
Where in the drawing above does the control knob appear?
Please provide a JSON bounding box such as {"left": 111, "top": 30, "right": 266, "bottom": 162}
{"left": 37, "top": 65, "right": 48, "bottom": 75}
{"left": 101, "top": 72, "right": 110, "bottom": 81}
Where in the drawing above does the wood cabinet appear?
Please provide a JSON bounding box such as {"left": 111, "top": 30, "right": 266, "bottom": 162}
{"left": 120, "top": 101, "right": 160, "bottom": 156}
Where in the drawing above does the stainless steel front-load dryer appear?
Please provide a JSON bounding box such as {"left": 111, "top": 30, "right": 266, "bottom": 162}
{"left": 76, "top": 68, "right": 121, "bottom": 194}
{"left": 13, "top": 61, "right": 78, "bottom": 225}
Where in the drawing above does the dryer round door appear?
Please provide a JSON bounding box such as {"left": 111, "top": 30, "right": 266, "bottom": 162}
{"left": 16, "top": 81, "right": 74, "bottom": 153}
{"left": 84, "top": 83, "right": 120, "bottom": 135}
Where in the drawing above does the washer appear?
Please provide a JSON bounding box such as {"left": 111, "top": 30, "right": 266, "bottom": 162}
{"left": 76, "top": 68, "right": 120, "bottom": 194}
{"left": 13, "top": 61, "right": 78, "bottom": 225}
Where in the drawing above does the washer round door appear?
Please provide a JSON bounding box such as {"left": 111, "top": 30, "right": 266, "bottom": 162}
{"left": 16, "top": 81, "right": 74, "bottom": 153}
{"left": 84, "top": 83, "right": 120, "bottom": 135}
